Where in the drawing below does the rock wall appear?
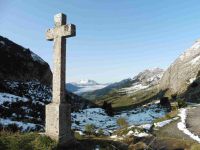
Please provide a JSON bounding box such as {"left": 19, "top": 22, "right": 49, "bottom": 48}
{"left": 160, "top": 40, "right": 200, "bottom": 95}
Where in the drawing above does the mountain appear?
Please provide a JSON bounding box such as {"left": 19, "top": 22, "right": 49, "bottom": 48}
{"left": 66, "top": 79, "right": 109, "bottom": 95}
{"left": 0, "top": 36, "right": 96, "bottom": 131}
{"left": 82, "top": 68, "right": 164, "bottom": 111}
{"left": 77, "top": 79, "right": 99, "bottom": 85}
{"left": 160, "top": 39, "right": 200, "bottom": 102}
{"left": 0, "top": 36, "right": 52, "bottom": 85}
{"left": 120, "top": 68, "right": 164, "bottom": 94}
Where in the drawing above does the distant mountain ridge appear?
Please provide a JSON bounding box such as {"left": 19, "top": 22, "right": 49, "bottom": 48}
{"left": 66, "top": 79, "right": 109, "bottom": 95}
{"left": 81, "top": 68, "right": 164, "bottom": 101}
{"left": 75, "top": 79, "right": 99, "bottom": 85}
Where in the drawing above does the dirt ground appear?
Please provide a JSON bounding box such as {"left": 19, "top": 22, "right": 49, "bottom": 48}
{"left": 186, "top": 106, "right": 200, "bottom": 136}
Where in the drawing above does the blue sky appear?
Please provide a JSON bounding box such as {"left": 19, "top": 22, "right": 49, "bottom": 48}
{"left": 1, "top": 0, "right": 200, "bottom": 83}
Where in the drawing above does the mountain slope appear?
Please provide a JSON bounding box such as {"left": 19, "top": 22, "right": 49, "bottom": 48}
{"left": 0, "top": 36, "right": 96, "bottom": 131}
{"left": 160, "top": 39, "right": 200, "bottom": 102}
{"left": 0, "top": 36, "right": 52, "bottom": 85}
{"left": 82, "top": 68, "right": 164, "bottom": 100}
{"left": 81, "top": 78, "right": 133, "bottom": 100}
{"left": 82, "top": 68, "right": 164, "bottom": 111}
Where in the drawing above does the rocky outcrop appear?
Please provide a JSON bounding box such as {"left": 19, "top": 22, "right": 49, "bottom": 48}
{"left": 0, "top": 36, "right": 52, "bottom": 85}
{"left": 133, "top": 68, "right": 164, "bottom": 86}
{"left": 160, "top": 39, "right": 200, "bottom": 95}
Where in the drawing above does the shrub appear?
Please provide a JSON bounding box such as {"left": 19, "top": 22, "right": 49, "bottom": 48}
{"left": 32, "top": 135, "right": 57, "bottom": 150}
{"left": 96, "top": 128, "right": 104, "bottom": 137}
{"left": 191, "top": 81, "right": 198, "bottom": 88}
{"left": 74, "top": 131, "right": 83, "bottom": 140}
{"left": 160, "top": 97, "right": 171, "bottom": 111}
{"left": 5, "top": 124, "right": 21, "bottom": 132}
{"left": 177, "top": 99, "right": 187, "bottom": 108}
{"left": 117, "top": 117, "right": 128, "bottom": 128}
{"left": 84, "top": 124, "right": 95, "bottom": 135}
{"left": 197, "top": 70, "right": 200, "bottom": 77}
{"left": 102, "top": 101, "right": 114, "bottom": 116}
{"left": 171, "top": 94, "right": 177, "bottom": 100}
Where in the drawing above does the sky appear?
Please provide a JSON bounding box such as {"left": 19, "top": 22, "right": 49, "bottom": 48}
{"left": 1, "top": 0, "right": 200, "bottom": 83}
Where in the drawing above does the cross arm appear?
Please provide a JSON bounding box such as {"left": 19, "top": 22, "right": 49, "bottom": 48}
{"left": 61, "top": 24, "right": 76, "bottom": 38}
{"left": 46, "top": 28, "right": 54, "bottom": 41}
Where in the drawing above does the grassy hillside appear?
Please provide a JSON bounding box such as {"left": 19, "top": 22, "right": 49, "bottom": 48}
{"left": 81, "top": 79, "right": 133, "bottom": 100}
{"left": 95, "top": 85, "right": 161, "bottom": 111}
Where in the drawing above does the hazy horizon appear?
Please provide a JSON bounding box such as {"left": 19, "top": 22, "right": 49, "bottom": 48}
{"left": 1, "top": 0, "right": 200, "bottom": 83}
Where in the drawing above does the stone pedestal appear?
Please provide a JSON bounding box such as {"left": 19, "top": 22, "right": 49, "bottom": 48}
{"left": 45, "top": 103, "right": 74, "bottom": 145}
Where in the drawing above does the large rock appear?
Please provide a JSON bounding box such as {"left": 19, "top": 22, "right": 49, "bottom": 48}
{"left": 160, "top": 39, "right": 200, "bottom": 95}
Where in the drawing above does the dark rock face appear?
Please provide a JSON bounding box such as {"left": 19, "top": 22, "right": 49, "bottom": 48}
{"left": 0, "top": 36, "right": 52, "bottom": 85}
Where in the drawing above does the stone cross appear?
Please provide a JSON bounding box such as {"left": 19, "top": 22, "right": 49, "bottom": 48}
{"left": 46, "top": 13, "right": 76, "bottom": 104}
{"left": 45, "top": 13, "right": 76, "bottom": 145}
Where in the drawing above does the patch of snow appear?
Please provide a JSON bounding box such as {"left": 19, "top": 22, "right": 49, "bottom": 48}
{"left": 0, "top": 41, "right": 5, "bottom": 47}
{"left": 110, "top": 135, "right": 123, "bottom": 140}
{"left": 134, "top": 131, "right": 149, "bottom": 137}
{"left": 0, "top": 118, "right": 42, "bottom": 132}
{"left": 72, "top": 104, "right": 167, "bottom": 132}
{"left": 191, "top": 41, "right": 200, "bottom": 50}
{"left": 75, "top": 130, "right": 84, "bottom": 135}
{"left": 121, "top": 84, "right": 149, "bottom": 94}
{"left": 139, "top": 124, "right": 152, "bottom": 130}
{"left": 189, "top": 77, "right": 196, "bottom": 84}
{"left": 78, "top": 79, "right": 98, "bottom": 85}
{"left": 180, "top": 41, "right": 200, "bottom": 61}
{"left": 190, "top": 55, "right": 200, "bottom": 65}
{"left": 31, "top": 52, "right": 46, "bottom": 64}
{"left": 127, "top": 130, "right": 134, "bottom": 136}
{"left": 154, "top": 117, "right": 179, "bottom": 128}
{"left": 0, "top": 93, "right": 28, "bottom": 105}
{"left": 126, "top": 130, "right": 150, "bottom": 137}
{"left": 177, "top": 108, "right": 200, "bottom": 143}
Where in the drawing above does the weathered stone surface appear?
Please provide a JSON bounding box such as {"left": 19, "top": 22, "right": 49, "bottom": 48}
{"left": 45, "top": 13, "right": 76, "bottom": 144}
{"left": 45, "top": 103, "right": 73, "bottom": 144}
{"left": 160, "top": 40, "right": 200, "bottom": 95}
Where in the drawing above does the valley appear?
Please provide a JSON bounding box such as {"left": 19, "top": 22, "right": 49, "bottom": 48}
{"left": 1, "top": 35, "right": 200, "bottom": 149}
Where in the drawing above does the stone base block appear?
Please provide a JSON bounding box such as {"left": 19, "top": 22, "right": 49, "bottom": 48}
{"left": 45, "top": 103, "right": 74, "bottom": 145}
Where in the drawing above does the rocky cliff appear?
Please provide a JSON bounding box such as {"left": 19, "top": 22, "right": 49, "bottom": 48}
{"left": 160, "top": 39, "right": 200, "bottom": 101}
{"left": 0, "top": 36, "right": 52, "bottom": 85}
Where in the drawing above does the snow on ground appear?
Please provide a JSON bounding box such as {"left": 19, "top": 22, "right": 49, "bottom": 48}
{"left": 120, "top": 83, "right": 149, "bottom": 94}
{"left": 31, "top": 52, "right": 46, "bottom": 64}
{"left": 0, "top": 118, "right": 41, "bottom": 132}
{"left": 188, "top": 77, "right": 196, "bottom": 84}
{"left": 190, "top": 55, "right": 200, "bottom": 65}
{"left": 154, "top": 117, "right": 179, "bottom": 128}
{"left": 72, "top": 104, "right": 167, "bottom": 132}
{"left": 139, "top": 124, "right": 152, "bottom": 130}
{"left": 177, "top": 108, "right": 200, "bottom": 143}
{"left": 0, "top": 92, "right": 28, "bottom": 105}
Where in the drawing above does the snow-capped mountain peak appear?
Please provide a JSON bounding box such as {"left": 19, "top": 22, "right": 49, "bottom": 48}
{"left": 78, "top": 79, "right": 99, "bottom": 85}
{"left": 66, "top": 79, "right": 109, "bottom": 95}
